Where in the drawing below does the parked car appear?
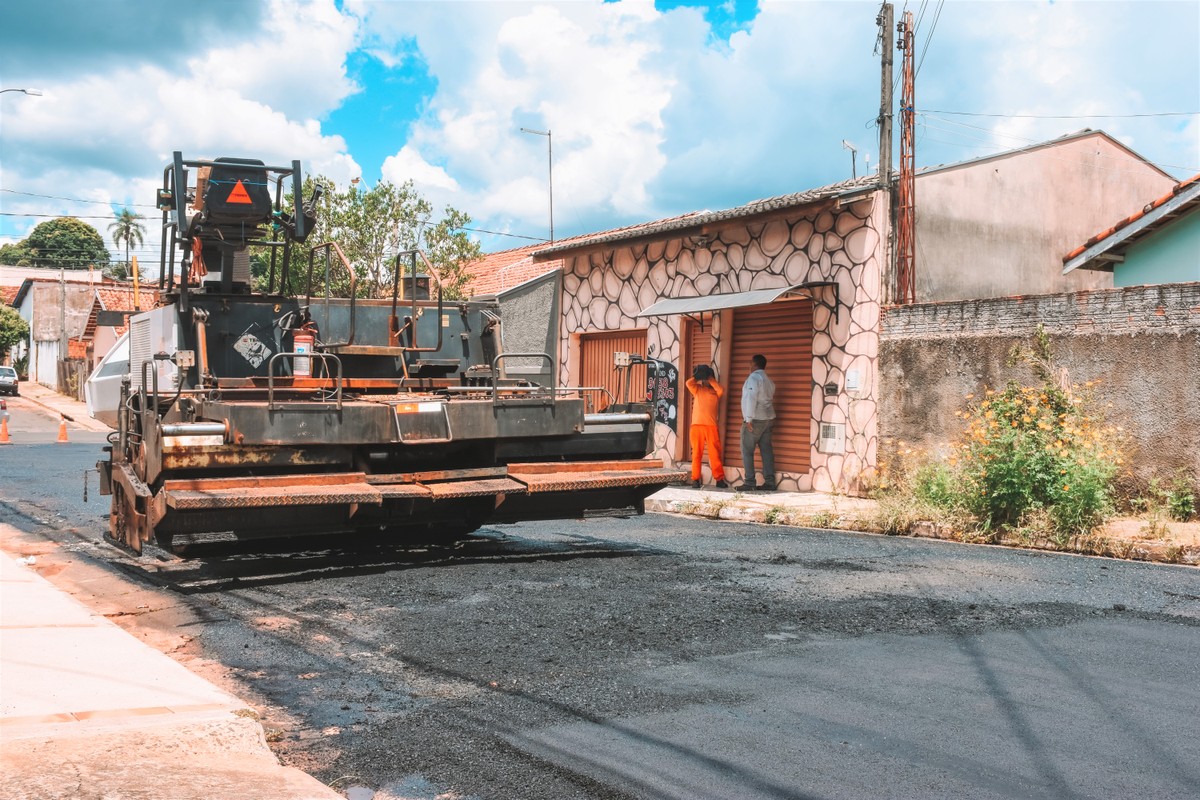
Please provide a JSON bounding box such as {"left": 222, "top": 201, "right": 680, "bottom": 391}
{"left": 0, "top": 366, "right": 18, "bottom": 396}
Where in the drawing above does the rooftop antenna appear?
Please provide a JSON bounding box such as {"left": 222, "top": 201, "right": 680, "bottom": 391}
{"left": 842, "top": 140, "right": 858, "bottom": 179}
{"left": 520, "top": 127, "right": 554, "bottom": 242}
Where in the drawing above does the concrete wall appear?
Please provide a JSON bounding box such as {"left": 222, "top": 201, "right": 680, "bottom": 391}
{"left": 915, "top": 133, "right": 1177, "bottom": 302}
{"left": 496, "top": 269, "right": 560, "bottom": 381}
{"left": 879, "top": 283, "right": 1200, "bottom": 489}
{"left": 1115, "top": 207, "right": 1200, "bottom": 287}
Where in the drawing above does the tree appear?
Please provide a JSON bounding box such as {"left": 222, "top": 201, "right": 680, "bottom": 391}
{"left": 0, "top": 305, "right": 30, "bottom": 361}
{"left": 107, "top": 209, "right": 146, "bottom": 278}
{"left": 422, "top": 207, "right": 484, "bottom": 299}
{"left": 21, "top": 217, "right": 111, "bottom": 270}
{"left": 0, "top": 242, "right": 34, "bottom": 267}
{"left": 260, "top": 177, "right": 481, "bottom": 300}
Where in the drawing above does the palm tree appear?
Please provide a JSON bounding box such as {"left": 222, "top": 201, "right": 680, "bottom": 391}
{"left": 108, "top": 208, "right": 145, "bottom": 279}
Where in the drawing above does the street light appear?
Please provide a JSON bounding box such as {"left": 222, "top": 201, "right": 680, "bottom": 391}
{"left": 520, "top": 127, "right": 554, "bottom": 243}
{"left": 0, "top": 88, "right": 44, "bottom": 96}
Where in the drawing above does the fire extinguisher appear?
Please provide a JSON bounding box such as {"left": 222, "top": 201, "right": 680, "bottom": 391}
{"left": 293, "top": 326, "right": 315, "bottom": 377}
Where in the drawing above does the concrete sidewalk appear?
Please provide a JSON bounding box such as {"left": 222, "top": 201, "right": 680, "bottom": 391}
{"left": 0, "top": 549, "right": 342, "bottom": 800}
{"left": 17, "top": 381, "right": 112, "bottom": 433}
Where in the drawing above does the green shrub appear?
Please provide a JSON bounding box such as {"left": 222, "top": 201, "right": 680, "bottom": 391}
{"left": 910, "top": 462, "right": 962, "bottom": 509}
{"left": 1167, "top": 475, "right": 1197, "bottom": 522}
{"left": 914, "top": 381, "right": 1120, "bottom": 541}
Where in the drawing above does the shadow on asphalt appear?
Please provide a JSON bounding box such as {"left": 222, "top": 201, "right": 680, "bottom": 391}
{"left": 109, "top": 528, "right": 672, "bottom": 594}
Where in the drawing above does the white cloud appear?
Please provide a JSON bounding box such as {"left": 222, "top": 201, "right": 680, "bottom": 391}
{"left": 1, "top": 0, "right": 361, "bottom": 261}
{"left": 3, "top": 0, "right": 1196, "bottom": 261}
{"left": 381, "top": 146, "right": 460, "bottom": 192}
{"left": 360, "top": 1, "right": 686, "bottom": 237}
{"left": 185, "top": 0, "right": 358, "bottom": 120}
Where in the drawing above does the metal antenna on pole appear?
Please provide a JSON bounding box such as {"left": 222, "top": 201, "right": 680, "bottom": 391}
{"left": 520, "top": 127, "right": 554, "bottom": 242}
{"left": 842, "top": 140, "right": 858, "bottom": 179}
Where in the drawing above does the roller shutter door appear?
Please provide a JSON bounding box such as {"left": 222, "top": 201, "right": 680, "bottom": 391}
{"left": 723, "top": 300, "right": 813, "bottom": 473}
{"left": 681, "top": 317, "right": 714, "bottom": 459}
{"left": 579, "top": 329, "right": 648, "bottom": 412}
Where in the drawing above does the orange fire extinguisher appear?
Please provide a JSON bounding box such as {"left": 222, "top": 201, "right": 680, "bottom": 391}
{"left": 293, "top": 327, "right": 315, "bottom": 377}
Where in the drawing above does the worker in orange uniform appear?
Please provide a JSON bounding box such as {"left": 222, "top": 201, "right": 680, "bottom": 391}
{"left": 684, "top": 364, "right": 728, "bottom": 489}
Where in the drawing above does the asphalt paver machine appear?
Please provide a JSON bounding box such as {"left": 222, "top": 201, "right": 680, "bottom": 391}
{"left": 92, "top": 153, "right": 683, "bottom": 554}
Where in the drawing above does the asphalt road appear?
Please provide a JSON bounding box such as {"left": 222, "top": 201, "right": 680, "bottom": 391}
{"left": 2, "top": 442, "right": 1198, "bottom": 800}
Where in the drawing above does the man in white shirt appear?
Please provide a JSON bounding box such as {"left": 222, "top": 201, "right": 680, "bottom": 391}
{"left": 738, "top": 354, "right": 776, "bottom": 491}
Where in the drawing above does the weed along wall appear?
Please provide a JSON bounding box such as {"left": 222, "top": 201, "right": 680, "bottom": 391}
{"left": 878, "top": 283, "right": 1200, "bottom": 490}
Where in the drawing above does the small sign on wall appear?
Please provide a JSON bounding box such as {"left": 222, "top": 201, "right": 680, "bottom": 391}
{"left": 646, "top": 362, "right": 679, "bottom": 432}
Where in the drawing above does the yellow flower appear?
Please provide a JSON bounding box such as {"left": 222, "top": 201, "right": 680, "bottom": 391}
{"left": 1063, "top": 485, "right": 1070, "bottom": 492}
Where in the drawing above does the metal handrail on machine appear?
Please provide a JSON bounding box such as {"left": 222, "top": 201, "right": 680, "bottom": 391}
{"left": 266, "top": 352, "right": 344, "bottom": 411}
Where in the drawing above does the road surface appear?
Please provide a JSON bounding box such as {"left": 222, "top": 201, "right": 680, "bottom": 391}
{"left": 1, "top": 442, "right": 1197, "bottom": 800}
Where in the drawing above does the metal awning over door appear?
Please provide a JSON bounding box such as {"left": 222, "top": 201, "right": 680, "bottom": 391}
{"left": 636, "top": 281, "right": 837, "bottom": 322}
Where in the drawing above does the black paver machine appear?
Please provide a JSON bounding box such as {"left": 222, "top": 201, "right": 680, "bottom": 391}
{"left": 93, "top": 153, "right": 683, "bottom": 554}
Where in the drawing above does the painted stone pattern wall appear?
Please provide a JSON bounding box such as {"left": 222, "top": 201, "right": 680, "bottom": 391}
{"left": 879, "top": 283, "right": 1200, "bottom": 489}
{"left": 558, "top": 194, "right": 886, "bottom": 493}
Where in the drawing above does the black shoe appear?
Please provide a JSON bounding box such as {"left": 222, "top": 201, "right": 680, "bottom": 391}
{"left": 760, "top": 484, "right": 777, "bottom": 492}
{"left": 715, "top": 479, "right": 728, "bottom": 488}
{"left": 691, "top": 480, "right": 702, "bottom": 489}
{"left": 736, "top": 483, "right": 758, "bottom": 491}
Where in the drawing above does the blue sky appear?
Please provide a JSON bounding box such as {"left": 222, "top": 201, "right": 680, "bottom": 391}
{"left": 1, "top": 0, "right": 1197, "bottom": 265}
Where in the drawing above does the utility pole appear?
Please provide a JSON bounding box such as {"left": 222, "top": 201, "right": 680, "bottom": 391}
{"left": 877, "top": 3, "right": 893, "bottom": 191}
{"left": 59, "top": 269, "right": 67, "bottom": 375}
{"left": 896, "top": 9, "right": 916, "bottom": 305}
{"left": 877, "top": 2, "right": 895, "bottom": 304}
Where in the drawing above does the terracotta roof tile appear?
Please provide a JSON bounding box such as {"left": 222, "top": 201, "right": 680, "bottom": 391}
{"left": 532, "top": 177, "right": 879, "bottom": 258}
{"left": 464, "top": 244, "right": 561, "bottom": 296}
{"left": 1063, "top": 173, "right": 1200, "bottom": 263}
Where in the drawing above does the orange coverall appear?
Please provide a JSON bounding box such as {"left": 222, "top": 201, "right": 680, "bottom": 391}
{"left": 685, "top": 376, "right": 726, "bottom": 482}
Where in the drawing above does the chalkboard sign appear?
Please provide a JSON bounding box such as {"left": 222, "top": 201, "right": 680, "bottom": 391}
{"left": 645, "top": 361, "right": 679, "bottom": 432}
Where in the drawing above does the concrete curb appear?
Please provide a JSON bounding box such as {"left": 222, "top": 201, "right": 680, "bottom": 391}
{"left": 647, "top": 492, "right": 1200, "bottom": 566}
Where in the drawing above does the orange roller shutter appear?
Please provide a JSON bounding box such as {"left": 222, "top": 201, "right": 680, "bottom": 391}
{"left": 682, "top": 317, "right": 714, "bottom": 459}
{"left": 723, "top": 300, "right": 813, "bottom": 473}
{"left": 580, "top": 329, "right": 648, "bottom": 412}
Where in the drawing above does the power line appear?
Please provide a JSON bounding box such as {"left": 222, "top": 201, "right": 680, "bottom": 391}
{"left": 0, "top": 188, "right": 157, "bottom": 209}
{"left": 1, "top": 212, "right": 124, "bottom": 220}
{"left": 455, "top": 226, "right": 547, "bottom": 243}
{"left": 914, "top": 0, "right": 944, "bottom": 78}
{"left": 922, "top": 109, "right": 1198, "bottom": 119}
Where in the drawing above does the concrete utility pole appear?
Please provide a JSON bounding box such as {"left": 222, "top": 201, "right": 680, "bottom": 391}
{"left": 877, "top": 2, "right": 896, "bottom": 305}
{"left": 896, "top": 10, "right": 917, "bottom": 305}
{"left": 877, "top": 3, "right": 893, "bottom": 191}
{"left": 59, "top": 269, "right": 67, "bottom": 361}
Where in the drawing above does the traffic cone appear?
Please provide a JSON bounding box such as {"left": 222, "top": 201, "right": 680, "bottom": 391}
{"left": 0, "top": 416, "right": 10, "bottom": 445}
{"left": 57, "top": 417, "right": 69, "bottom": 443}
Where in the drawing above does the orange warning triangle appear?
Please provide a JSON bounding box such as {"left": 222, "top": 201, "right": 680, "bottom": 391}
{"left": 226, "top": 179, "right": 254, "bottom": 204}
